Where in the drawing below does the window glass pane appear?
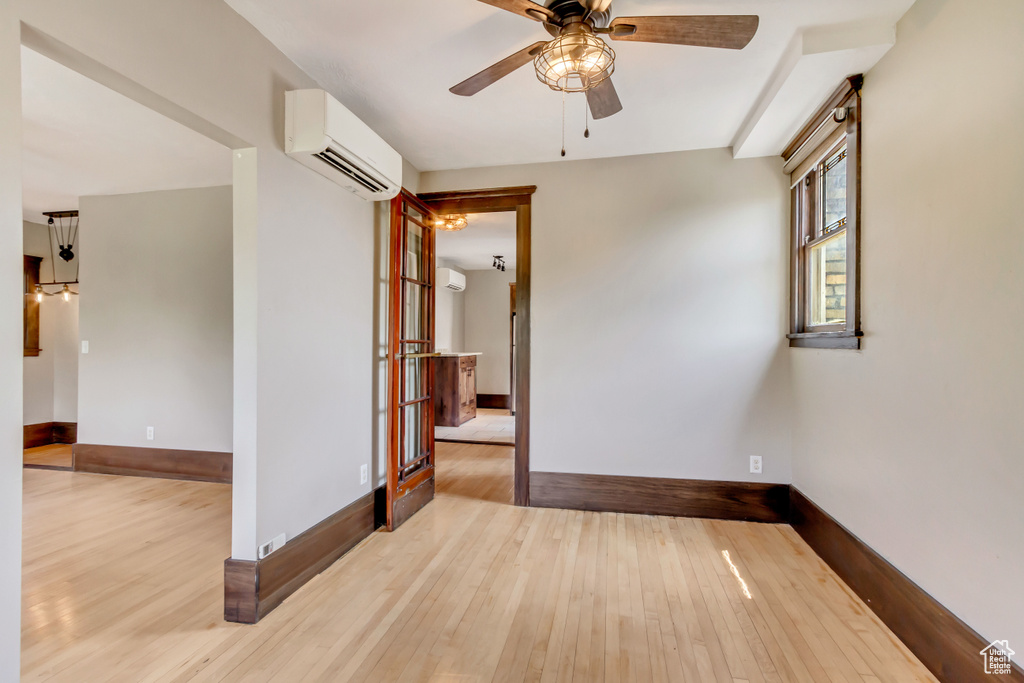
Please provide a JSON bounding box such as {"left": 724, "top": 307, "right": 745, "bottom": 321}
{"left": 809, "top": 231, "right": 847, "bottom": 326}
{"left": 403, "top": 357, "right": 427, "bottom": 402}
{"left": 401, "top": 405, "right": 426, "bottom": 470}
{"left": 403, "top": 282, "right": 427, "bottom": 341}
{"left": 405, "top": 221, "right": 424, "bottom": 281}
{"left": 821, "top": 146, "right": 847, "bottom": 235}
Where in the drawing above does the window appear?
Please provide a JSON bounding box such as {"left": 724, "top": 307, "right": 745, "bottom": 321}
{"left": 786, "top": 76, "right": 862, "bottom": 349}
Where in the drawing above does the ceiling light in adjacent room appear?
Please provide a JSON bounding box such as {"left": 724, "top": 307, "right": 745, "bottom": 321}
{"left": 435, "top": 214, "right": 468, "bottom": 232}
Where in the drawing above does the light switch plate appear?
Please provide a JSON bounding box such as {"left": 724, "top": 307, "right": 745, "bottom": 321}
{"left": 81, "top": 340, "right": 89, "bottom": 354}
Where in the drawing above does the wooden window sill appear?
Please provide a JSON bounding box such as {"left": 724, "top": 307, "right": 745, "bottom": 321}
{"left": 787, "top": 331, "right": 862, "bottom": 350}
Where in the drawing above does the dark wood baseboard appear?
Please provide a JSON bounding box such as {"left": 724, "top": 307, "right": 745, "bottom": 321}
{"left": 73, "top": 443, "right": 232, "bottom": 484}
{"left": 476, "top": 393, "right": 511, "bottom": 410}
{"left": 23, "top": 423, "right": 52, "bottom": 449}
{"left": 24, "top": 421, "right": 77, "bottom": 449}
{"left": 52, "top": 422, "right": 77, "bottom": 444}
{"left": 225, "top": 488, "right": 379, "bottom": 623}
{"left": 530, "top": 471, "right": 790, "bottom": 524}
{"left": 790, "top": 488, "right": 1024, "bottom": 683}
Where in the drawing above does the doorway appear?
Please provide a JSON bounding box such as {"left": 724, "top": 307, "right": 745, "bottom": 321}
{"left": 384, "top": 186, "right": 533, "bottom": 518}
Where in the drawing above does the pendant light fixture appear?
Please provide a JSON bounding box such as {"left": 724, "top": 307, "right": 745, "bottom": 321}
{"left": 30, "top": 210, "right": 80, "bottom": 302}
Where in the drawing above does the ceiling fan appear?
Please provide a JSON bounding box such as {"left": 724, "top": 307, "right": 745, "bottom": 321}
{"left": 451, "top": 0, "right": 759, "bottom": 120}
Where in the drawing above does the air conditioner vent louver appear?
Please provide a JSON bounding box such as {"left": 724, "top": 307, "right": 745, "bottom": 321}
{"left": 285, "top": 89, "right": 402, "bottom": 201}
{"left": 314, "top": 148, "right": 387, "bottom": 194}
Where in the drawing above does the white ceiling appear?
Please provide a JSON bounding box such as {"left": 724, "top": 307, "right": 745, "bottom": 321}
{"left": 20, "top": 47, "right": 231, "bottom": 224}
{"left": 225, "top": 0, "right": 914, "bottom": 171}
{"left": 436, "top": 212, "right": 516, "bottom": 271}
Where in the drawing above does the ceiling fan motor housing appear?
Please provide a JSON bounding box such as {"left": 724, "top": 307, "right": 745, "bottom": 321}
{"left": 544, "top": 0, "right": 611, "bottom": 36}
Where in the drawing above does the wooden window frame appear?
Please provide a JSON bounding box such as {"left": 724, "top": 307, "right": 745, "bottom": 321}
{"left": 786, "top": 76, "right": 863, "bottom": 350}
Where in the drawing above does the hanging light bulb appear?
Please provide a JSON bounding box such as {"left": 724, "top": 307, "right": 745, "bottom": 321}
{"left": 35, "top": 285, "right": 43, "bottom": 303}
{"left": 62, "top": 284, "right": 70, "bottom": 302}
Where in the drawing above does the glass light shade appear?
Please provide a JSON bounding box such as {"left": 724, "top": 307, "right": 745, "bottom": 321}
{"left": 534, "top": 26, "right": 615, "bottom": 93}
{"left": 62, "top": 284, "right": 70, "bottom": 302}
{"left": 435, "top": 214, "right": 468, "bottom": 232}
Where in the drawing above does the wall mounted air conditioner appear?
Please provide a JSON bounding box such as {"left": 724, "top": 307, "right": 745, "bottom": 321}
{"left": 437, "top": 268, "right": 466, "bottom": 292}
{"left": 285, "top": 89, "right": 402, "bottom": 201}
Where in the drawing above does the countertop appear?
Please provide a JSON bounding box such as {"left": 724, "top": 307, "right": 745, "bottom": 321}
{"left": 437, "top": 352, "right": 482, "bottom": 357}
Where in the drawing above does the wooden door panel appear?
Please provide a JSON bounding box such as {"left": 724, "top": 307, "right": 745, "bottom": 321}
{"left": 386, "top": 190, "right": 439, "bottom": 530}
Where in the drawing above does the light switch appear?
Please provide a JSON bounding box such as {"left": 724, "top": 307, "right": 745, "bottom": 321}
{"left": 81, "top": 340, "right": 89, "bottom": 354}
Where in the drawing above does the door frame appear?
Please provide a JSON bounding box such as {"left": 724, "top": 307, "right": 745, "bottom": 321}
{"left": 418, "top": 186, "right": 535, "bottom": 506}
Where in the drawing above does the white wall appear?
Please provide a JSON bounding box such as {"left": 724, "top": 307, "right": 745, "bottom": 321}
{"left": 3, "top": 0, "right": 391, "bottom": 576}
{"left": 791, "top": 0, "right": 1024, "bottom": 651}
{"left": 435, "top": 259, "right": 465, "bottom": 354}
{"left": 422, "top": 148, "right": 793, "bottom": 483}
{"left": 77, "top": 187, "right": 232, "bottom": 452}
{"left": 23, "top": 220, "right": 79, "bottom": 426}
{"left": 0, "top": 5, "right": 24, "bottom": 677}
{"left": 464, "top": 269, "right": 514, "bottom": 395}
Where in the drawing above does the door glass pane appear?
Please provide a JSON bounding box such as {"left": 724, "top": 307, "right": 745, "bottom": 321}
{"left": 809, "top": 230, "right": 847, "bottom": 326}
{"left": 403, "top": 357, "right": 427, "bottom": 402}
{"left": 401, "top": 405, "right": 426, "bottom": 469}
{"left": 405, "top": 221, "right": 424, "bottom": 281}
{"left": 821, "top": 146, "right": 847, "bottom": 235}
{"left": 403, "top": 282, "right": 427, "bottom": 341}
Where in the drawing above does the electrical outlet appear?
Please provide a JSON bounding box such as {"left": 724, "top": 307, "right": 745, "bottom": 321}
{"left": 750, "top": 455, "right": 762, "bottom": 474}
{"left": 81, "top": 340, "right": 89, "bottom": 354}
{"left": 360, "top": 464, "right": 368, "bottom": 485}
{"left": 257, "top": 533, "right": 287, "bottom": 560}
{"left": 146, "top": 426, "right": 154, "bottom": 440}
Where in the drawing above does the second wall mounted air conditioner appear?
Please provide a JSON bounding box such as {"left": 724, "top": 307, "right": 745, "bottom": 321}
{"left": 285, "top": 89, "right": 402, "bottom": 201}
{"left": 437, "top": 268, "right": 466, "bottom": 292}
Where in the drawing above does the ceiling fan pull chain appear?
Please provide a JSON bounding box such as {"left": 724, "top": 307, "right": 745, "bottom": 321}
{"left": 560, "top": 90, "right": 566, "bottom": 157}
{"left": 584, "top": 94, "right": 590, "bottom": 139}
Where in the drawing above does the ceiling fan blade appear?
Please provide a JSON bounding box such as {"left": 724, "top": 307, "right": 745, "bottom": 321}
{"left": 586, "top": 78, "right": 622, "bottom": 120}
{"left": 450, "top": 41, "right": 548, "bottom": 97}
{"left": 609, "top": 15, "right": 759, "bottom": 49}
{"left": 475, "top": 0, "right": 557, "bottom": 23}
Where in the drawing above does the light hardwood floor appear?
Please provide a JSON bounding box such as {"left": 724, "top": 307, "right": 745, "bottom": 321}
{"left": 435, "top": 408, "right": 515, "bottom": 445}
{"left": 22, "top": 442, "right": 936, "bottom": 682}
{"left": 23, "top": 444, "right": 73, "bottom": 469}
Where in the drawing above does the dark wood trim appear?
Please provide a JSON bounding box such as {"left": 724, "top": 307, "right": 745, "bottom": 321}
{"left": 73, "top": 443, "right": 232, "bottom": 484}
{"left": 477, "top": 393, "right": 511, "bottom": 410}
{"left": 52, "top": 422, "right": 77, "bottom": 444}
{"left": 782, "top": 75, "right": 862, "bottom": 162}
{"left": 225, "top": 488, "right": 379, "bottom": 624}
{"left": 392, "top": 477, "right": 434, "bottom": 530}
{"left": 787, "top": 332, "right": 861, "bottom": 350}
{"left": 513, "top": 203, "right": 531, "bottom": 506}
{"left": 420, "top": 187, "right": 533, "bottom": 508}
{"left": 530, "top": 472, "right": 789, "bottom": 524}
{"left": 435, "top": 437, "right": 514, "bottom": 447}
{"left": 23, "top": 422, "right": 54, "bottom": 449}
{"left": 418, "top": 186, "right": 536, "bottom": 215}
{"left": 223, "top": 559, "right": 258, "bottom": 624}
{"left": 790, "top": 488, "right": 1024, "bottom": 682}
{"left": 23, "top": 421, "right": 79, "bottom": 448}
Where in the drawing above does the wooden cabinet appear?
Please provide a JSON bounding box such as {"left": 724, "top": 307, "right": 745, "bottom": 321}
{"left": 434, "top": 355, "right": 477, "bottom": 427}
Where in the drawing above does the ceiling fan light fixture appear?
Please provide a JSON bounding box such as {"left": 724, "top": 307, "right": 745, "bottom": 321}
{"left": 534, "top": 24, "right": 614, "bottom": 93}
{"left": 435, "top": 214, "right": 469, "bottom": 232}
